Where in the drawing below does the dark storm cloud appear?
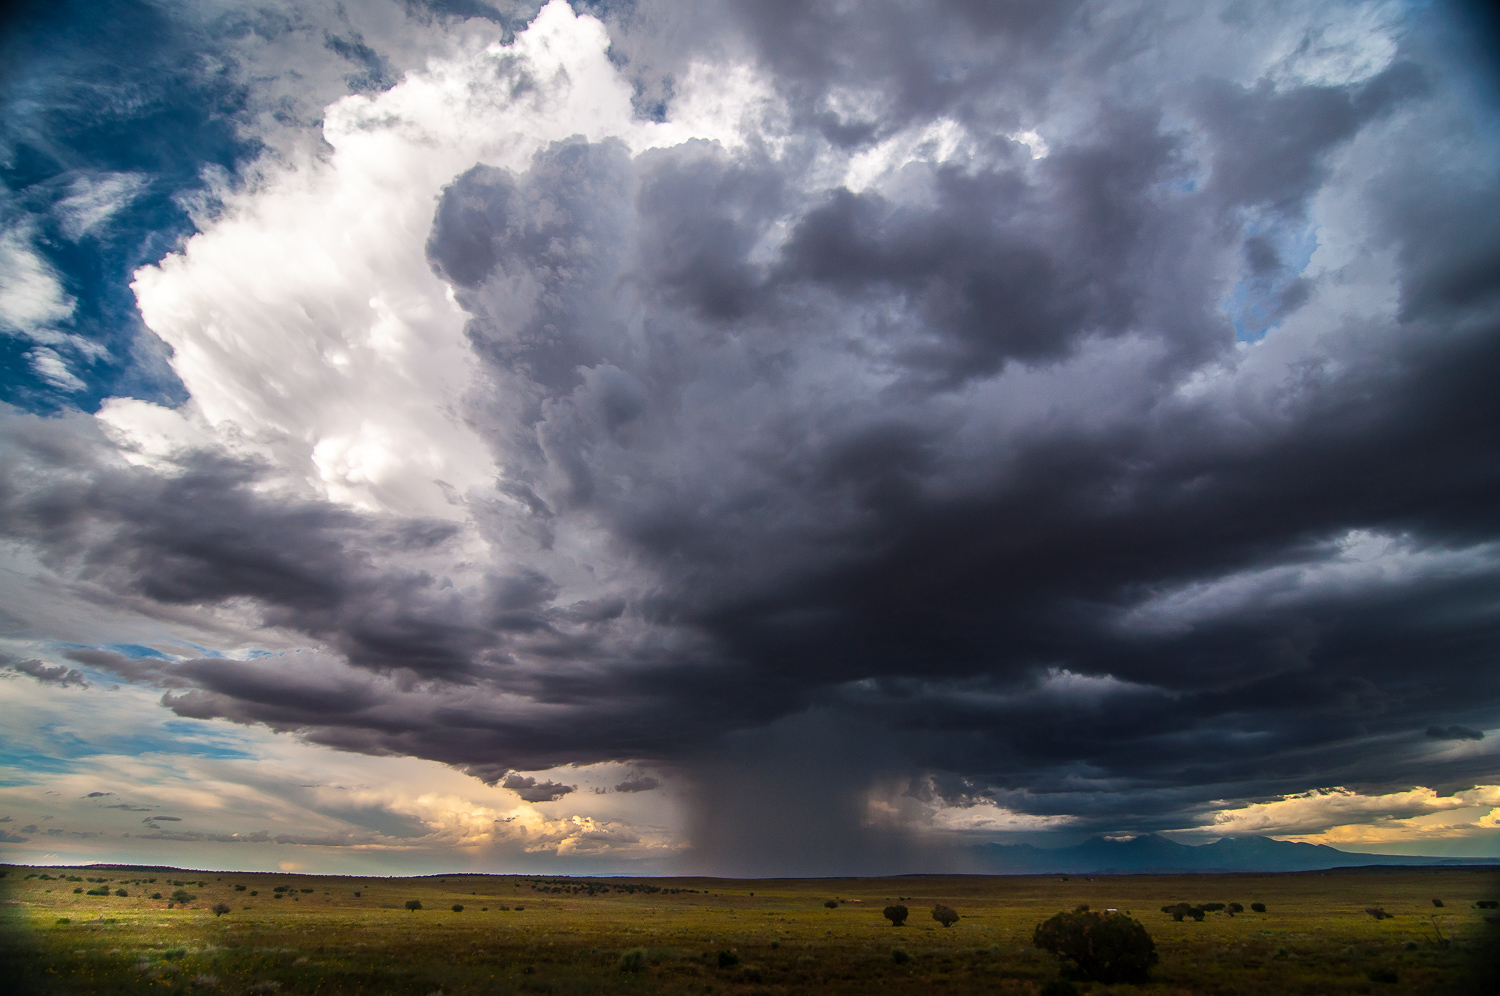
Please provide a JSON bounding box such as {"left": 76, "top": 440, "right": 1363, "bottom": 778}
{"left": 3, "top": 0, "right": 1500, "bottom": 866}
{"left": 613, "top": 774, "right": 659, "bottom": 793}
{"left": 1428, "top": 725, "right": 1485, "bottom": 742}
{"left": 501, "top": 773, "right": 576, "bottom": 802}
{"left": 6, "top": 655, "right": 90, "bottom": 687}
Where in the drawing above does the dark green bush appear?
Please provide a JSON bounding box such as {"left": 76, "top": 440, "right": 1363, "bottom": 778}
{"left": 451, "top": 904, "right": 464, "bottom": 912}
{"left": 405, "top": 899, "right": 422, "bottom": 911}
{"left": 716, "top": 950, "right": 739, "bottom": 968}
{"left": 114, "top": 889, "right": 127, "bottom": 897}
{"left": 1431, "top": 898, "right": 1444, "bottom": 907}
{"left": 891, "top": 947, "right": 911, "bottom": 964}
{"left": 1251, "top": 902, "right": 1266, "bottom": 913}
{"left": 883, "top": 904, "right": 909, "bottom": 926}
{"left": 933, "top": 904, "right": 959, "bottom": 927}
{"left": 212, "top": 903, "right": 230, "bottom": 917}
{"left": 1034, "top": 909, "right": 1158, "bottom": 984}
{"left": 1228, "top": 902, "right": 1244, "bottom": 913}
{"left": 824, "top": 899, "right": 838, "bottom": 908}
{"left": 618, "top": 947, "right": 647, "bottom": 972}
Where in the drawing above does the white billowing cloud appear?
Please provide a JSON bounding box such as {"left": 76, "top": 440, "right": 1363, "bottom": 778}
{"left": 1197, "top": 784, "right": 1500, "bottom": 839}
{"left": 128, "top": 1, "right": 783, "bottom": 520}
{"left": 54, "top": 172, "right": 150, "bottom": 240}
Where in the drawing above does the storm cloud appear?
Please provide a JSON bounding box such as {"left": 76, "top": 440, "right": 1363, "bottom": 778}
{"left": 2, "top": 0, "right": 1499, "bottom": 871}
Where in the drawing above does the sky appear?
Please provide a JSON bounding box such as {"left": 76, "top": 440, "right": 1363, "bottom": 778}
{"left": 1, "top": 0, "right": 1499, "bottom": 878}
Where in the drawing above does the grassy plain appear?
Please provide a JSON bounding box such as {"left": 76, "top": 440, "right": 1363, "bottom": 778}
{"left": 3, "top": 863, "right": 1497, "bottom": 995}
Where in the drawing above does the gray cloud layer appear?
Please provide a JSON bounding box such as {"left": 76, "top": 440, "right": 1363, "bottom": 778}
{"left": 5, "top": 0, "right": 1500, "bottom": 868}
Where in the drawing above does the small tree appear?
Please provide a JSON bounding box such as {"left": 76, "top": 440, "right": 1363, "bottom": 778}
{"left": 452, "top": 904, "right": 464, "bottom": 912}
{"left": 1432, "top": 898, "right": 1444, "bottom": 907}
{"left": 824, "top": 899, "right": 838, "bottom": 909}
{"left": 933, "top": 904, "right": 959, "bottom": 927}
{"left": 1251, "top": 902, "right": 1266, "bottom": 913}
{"left": 1034, "top": 909, "right": 1158, "bottom": 984}
{"left": 212, "top": 903, "right": 231, "bottom": 917}
{"left": 405, "top": 899, "right": 422, "bottom": 911}
{"left": 883, "top": 904, "right": 909, "bottom": 926}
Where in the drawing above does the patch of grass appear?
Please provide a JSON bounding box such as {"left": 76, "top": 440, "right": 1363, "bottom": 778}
{"left": 2, "top": 864, "right": 1497, "bottom": 994}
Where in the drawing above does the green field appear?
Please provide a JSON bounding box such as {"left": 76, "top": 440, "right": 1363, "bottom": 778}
{"left": 3, "top": 863, "right": 1497, "bottom": 994}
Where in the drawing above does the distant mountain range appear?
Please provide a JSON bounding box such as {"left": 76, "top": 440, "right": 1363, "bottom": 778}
{"left": 970, "top": 834, "right": 1500, "bottom": 874}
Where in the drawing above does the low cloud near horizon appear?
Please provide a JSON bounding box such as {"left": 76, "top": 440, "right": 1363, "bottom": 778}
{"left": 2, "top": 0, "right": 1500, "bottom": 875}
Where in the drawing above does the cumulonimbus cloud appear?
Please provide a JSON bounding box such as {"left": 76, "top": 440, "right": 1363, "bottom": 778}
{"left": 2, "top": 0, "right": 1499, "bottom": 871}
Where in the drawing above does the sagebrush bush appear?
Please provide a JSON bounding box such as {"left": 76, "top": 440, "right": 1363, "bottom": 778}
{"left": 617, "top": 948, "right": 646, "bottom": 972}
{"left": 1034, "top": 908, "right": 1158, "bottom": 984}
{"left": 932, "top": 904, "right": 959, "bottom": 927}
{"left": 883, "top": 904, "right": 909, "bottom": 926}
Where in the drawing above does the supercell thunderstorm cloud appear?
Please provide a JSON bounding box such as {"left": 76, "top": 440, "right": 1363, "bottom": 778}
{"left": 1, "top": 0, "right": 1500, "bottom": 875}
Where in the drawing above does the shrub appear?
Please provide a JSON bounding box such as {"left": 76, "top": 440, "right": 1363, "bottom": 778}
{"left": 1199, "top": 902, "right": 1225, "bottom": 913}
{"left": 891, "top": 947, "right": 911, "bottom": 965}
{"left": 405, "top": 899, "right": 422, "bottom": 911}
{"left": 249, "top": 891, "right": 258, "bottom": 896}
{"left": 1476, "top": 900, "right": 1500, "bottom": 909}
{"left": 212, "top": 903, "right": 230, "bottom": 917}
{"left": 824, "top": 899, "right": 838, "bottom": 909}
{"left": 717, "top": 950, "right": 739, "bottom": 968}
{"left": 1251, "top": 902, "right": 1266, "bottom": 913}
{"left": 151, "top": 893, "right": 162, "bottom": 900}
{"left": 56, "top": 918, "right": 71, "bottom": 925}
{"left": 234, "top": 885, "right": 246, "bottom": 891}
{"left": 883, "top": 904, "right": 909, "bottom": 926}
{"left": 115, "top": 889, "right": 128, "bottom": 897}
{"left": 618, "top": 947, "right": 647, "bottom": 972}
{"left": 1431, "top": 898, "right": 1444, "bottom": 907}
{"left": 451, "top": 904, "right": 464, "bottom": 912}
{"left": 1228, "top": 902, "right": 1244, "bottom": 914}
{"left": 513, "top": 905, "right": 524, "bottom": 911}
{"left": 1366, "top": 907, "right": 1393, "bottom": 920}
{"left": 171, "top": 890, "right": 197, "bottom": 904}
{"left": 1034, "top": 909, "right": 1158, "bottom": 984}
{"left": 933, "top": 904, "right": 959, "bottom": 927}
{"left": 73, "top": 888, "right": 82, "bottom": 894}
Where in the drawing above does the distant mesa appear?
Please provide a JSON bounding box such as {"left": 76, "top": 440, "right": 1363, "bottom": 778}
{"left": 971, "top": 834, "right": 1500, "bottom": 874}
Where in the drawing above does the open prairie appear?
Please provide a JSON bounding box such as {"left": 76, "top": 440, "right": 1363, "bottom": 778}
{"left": 3, "top": 864, "right": 1496, "bottom": 995}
